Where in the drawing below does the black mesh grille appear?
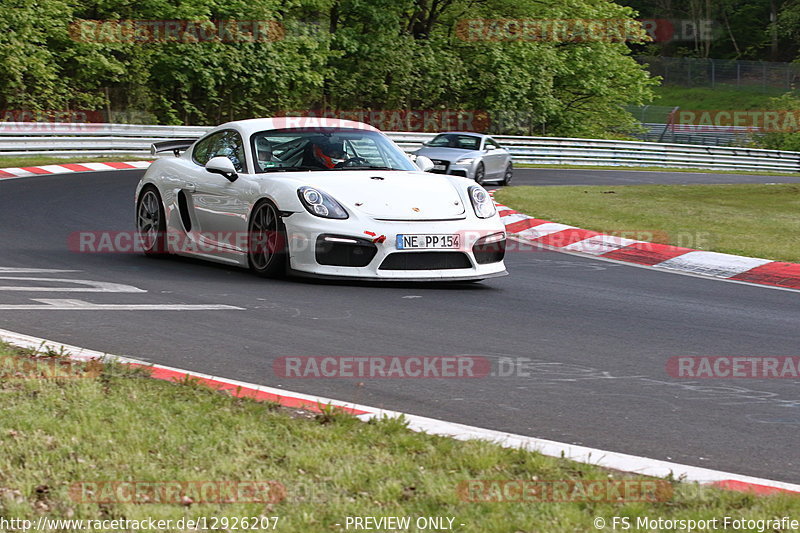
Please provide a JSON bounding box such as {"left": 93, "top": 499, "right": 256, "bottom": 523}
{"left": 316, "top": 235, "right": 377, "bottom": 267}
{"left": 472, "top": 237, "right": 506, "bottom": 264}
{"left": 430, "top": 159, "right": 450, "bottom": 175}
{"left": 379, "top": 252, "right": 471, "bottom": 270}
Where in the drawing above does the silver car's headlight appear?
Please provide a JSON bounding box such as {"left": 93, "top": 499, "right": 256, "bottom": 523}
{"left": 468, "top": 186, "right": 496, "bottom": 218}
{"left": 297, "top": 186, "right": 348, "bottom": 219}
{"left": 456, "top": 157, "right": 475, "bottom": 165}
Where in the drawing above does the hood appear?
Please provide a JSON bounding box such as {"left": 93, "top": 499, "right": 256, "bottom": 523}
{"left": 296, "top": 170, "right": 466, "bottom": 220}
{"left": 414, "top": 146, "right": 481, "bottom": 163}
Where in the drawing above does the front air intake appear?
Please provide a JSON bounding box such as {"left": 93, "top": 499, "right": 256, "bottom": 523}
{"left": 315, "top": 235, "right": 378, "bottom": 267}
{"left": 379, "top": 252, "right": 472, "bottom": 270}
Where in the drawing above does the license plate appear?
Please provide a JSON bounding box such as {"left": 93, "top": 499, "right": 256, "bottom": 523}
{"left": 433, "top": 164, "right": 446, "bottom": 170}
{"left": 396, "top": 234, "right": 460, "bottom": 249}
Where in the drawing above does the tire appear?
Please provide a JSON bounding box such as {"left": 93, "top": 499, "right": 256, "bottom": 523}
{"left": 247, "top": 200, "right": 287, "bottom": 278}
{"left": 136, "top": 186, "right": 167, "bottom": 256}
{"left": 500, "top": 162, "right": 513, "bottom": 186}
{"left": 474, "top": 162, "right": 486, "bottom": 185}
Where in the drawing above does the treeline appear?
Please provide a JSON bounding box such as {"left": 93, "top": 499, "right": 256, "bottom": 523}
{"left": 0, "top": 0, "right": 658, "bottom": 136}
{"left": 621, "top": 0, "right": 799, "bottom": 62}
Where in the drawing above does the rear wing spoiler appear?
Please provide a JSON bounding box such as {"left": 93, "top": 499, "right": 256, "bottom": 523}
{"left": 150, "top": 139, "right": 197, "bottom": 157}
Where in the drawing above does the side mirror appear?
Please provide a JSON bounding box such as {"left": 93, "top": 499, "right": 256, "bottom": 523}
{"left": 415, "top": 155, "right": 435, "bottom": 172}
{"left": 206, "top": 156, "right": 238, "bottom": 182}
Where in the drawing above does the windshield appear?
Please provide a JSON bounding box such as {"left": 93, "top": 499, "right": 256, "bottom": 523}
{"left": 250, "top": 128, "right": 417, "bottom": 173}
{"left": 426, "top": 133, "right": 482, "bottom": 150}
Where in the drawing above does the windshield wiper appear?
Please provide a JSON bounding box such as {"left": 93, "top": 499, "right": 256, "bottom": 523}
{"left": 330, "top": 165, "right": 397, "bottom": 171}
{"left": 261, "top": 166, "right": 319, "bottom": 172}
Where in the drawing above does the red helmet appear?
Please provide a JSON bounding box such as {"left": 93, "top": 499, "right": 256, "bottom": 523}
{"left": 312, "top": 140, "right": 346, "bottom": 168}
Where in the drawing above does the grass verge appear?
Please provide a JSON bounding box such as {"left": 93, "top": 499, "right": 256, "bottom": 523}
{"left": 0, "top": 156, "right": 151, "bottom": 168}
{"left": 496, "top": 184, "right": 800, "bottom": 263}
{"left": 1, "top": 342, "right": 799, "bottom": 531}
{"left": 515, "top": 164, "right": 800, "bottom": 177}
{"left": 651, "top": 85, "right": 785, "bottom": 111}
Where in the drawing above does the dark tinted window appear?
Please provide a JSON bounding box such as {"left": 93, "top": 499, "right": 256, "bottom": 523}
{"left": 193, "top": 130, "right": 246, "bottom": 172}
{"left": 427, "top": 134, "right": 481, "bottom": 150}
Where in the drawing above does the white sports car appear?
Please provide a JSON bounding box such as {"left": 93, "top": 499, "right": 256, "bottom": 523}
{"left": 135, "top": 118, "right": 507, "bottom": 281}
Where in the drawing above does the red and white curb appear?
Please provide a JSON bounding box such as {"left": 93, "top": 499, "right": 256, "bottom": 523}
{"left": 0, "top": 161, "right": 151, "bottom": 180}
{"left": 1, "top": 327, "right": 799, "bottom": 497}
{"left": 492, "top": 192, "right": 800, "bottom": 291}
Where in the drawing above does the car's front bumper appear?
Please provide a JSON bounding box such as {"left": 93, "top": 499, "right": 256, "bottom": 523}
{"left": 430, "top": 159, "right": 478, "bottom": 180}
{"left": 283, "top": 211, "right": 507, "bottom": 280}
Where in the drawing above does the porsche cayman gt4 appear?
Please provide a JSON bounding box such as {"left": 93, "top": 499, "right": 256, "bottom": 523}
{"left": 135, "top": 118, "right": 507, "bottom": 281}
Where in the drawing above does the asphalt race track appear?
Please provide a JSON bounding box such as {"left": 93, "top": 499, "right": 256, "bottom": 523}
{"left": 1, "top": 168, "right": 799, "bottom": 484}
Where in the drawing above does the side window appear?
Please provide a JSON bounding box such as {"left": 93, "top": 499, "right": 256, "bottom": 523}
{"left": 485, "top": 139, "right": 498, "bottom": 150}
{"left": 192, "top": 132, "right": 223, "bottom": 166}
{"left": 193, "top": 130, "right": 246, "bottom": 172}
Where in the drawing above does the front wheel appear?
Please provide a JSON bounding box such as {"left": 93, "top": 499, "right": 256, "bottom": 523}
{"left": 500, "top": 162, "right": 513, "bottom": 186}
{"left": 474, "top": 162, "right": 486, "bottom": 185}
{"left": 248, "top": 200, "right": 287, "bottom": 277}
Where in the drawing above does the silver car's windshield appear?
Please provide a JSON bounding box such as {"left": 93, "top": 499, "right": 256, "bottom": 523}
{"left": 426, "top": 134, "right": 482, "bottom": 150}
{"left": 251, "top": 128, "right": 417, "bottom": 173}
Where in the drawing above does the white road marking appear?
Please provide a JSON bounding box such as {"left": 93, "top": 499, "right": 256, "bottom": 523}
{"left": 0, "top": 268, "right": 79, "bottom": 273}
{"left": 563, "top": 234, "right": 644, "bottom": 256}
{"left": 0, "top": 299, "right": 243, "bottom": 310}
{"left": 657, "top": 251, "right": 773, "bottom": 278}
{"left": 0, "top": 276, "right": 146, "bottom": 293}
{"left": 515, "top": 222, "right": 574, "bottom": 240}
{"left": 0, "top": 267, "right": 241, "bottom": 310}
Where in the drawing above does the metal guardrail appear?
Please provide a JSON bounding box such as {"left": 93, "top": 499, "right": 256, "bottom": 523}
{"left": 391, "top": 132, "right": 800, "bottom": 173}
{"left": 1, "top": 122, "right": 799, "bottom": 173}
{"left": 633, "top": 123, "right": 758, "bottom": 147}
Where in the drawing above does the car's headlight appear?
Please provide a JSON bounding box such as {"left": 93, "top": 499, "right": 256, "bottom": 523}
{"left": 456, "top": 158, "right": 475, "bottom": 165}
{"left": 297, "top": 186, "right": 348, "bottom": 219}
{"left": 468, "top": 185, "right": 496, "bottom": 218}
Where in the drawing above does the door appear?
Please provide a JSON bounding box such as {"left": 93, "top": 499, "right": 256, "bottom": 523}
{"left": 187, "top": 129, "right": 251, "bottom": 252}
{"left": 483, "top": 137, "right": 505, "bottom": 177}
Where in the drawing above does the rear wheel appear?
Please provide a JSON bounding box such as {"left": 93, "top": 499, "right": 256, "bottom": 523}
{"left": 500, "top": 162, "right": 513, "bottom": 186}
{"left": 248, "top": 200, "right": 287, "bottom": 277}
{"left": 474, "top": 162, "right": 486, "bottom": 185}
{"left": 136, "top": 186, "right": 167, "bottom": 256}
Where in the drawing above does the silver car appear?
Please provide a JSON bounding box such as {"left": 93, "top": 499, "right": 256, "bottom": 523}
{"left": 414, "top": 132, "right": 513, "bottom": 185}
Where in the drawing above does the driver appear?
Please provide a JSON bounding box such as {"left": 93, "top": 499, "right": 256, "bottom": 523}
{"left": 310, "top": 140, "right": 347, "bottom": 169}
